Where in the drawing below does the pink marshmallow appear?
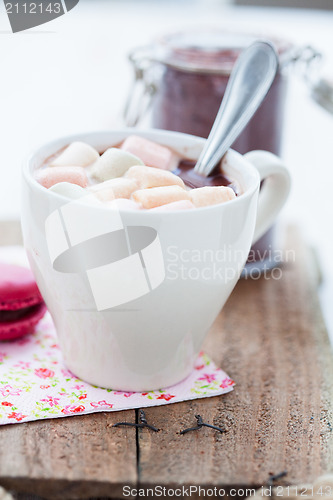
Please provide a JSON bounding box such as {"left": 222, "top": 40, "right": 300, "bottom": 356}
{"left": 150, "top": 200, "right": 195, "bottom": 212}
{"left": 189, "top": 186, "right": 236, "bottom": 207}
{"left": 121, "top": 135, "right": 176, "bottom": 170}
{"left": 132, "top": 186, "right": 190, "bottom": 209}
{"left": 36, "top": 167, "right": 88, "bottom": 189}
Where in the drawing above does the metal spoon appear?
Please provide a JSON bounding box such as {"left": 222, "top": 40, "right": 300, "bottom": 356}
{"left": 194, "top": 41, "right": 279, "bottom": 177}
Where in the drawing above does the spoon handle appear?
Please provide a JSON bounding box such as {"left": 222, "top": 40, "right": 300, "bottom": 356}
{"left": 194, "top": 41, "right": 279, "bottom": 177}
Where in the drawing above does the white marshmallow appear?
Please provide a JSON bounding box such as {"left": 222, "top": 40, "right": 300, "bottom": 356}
{"left": 107, "top": 198, "right": 142, "bottom": 211}
{"left": 50, "top": 142, "right": 99, "bottom": 168}
{"left": 91, "top": 148, "right": 144, "bottom": 182}
{"left": 49, "top": 182, "right": 87, "bottom": 199}
{"left": 89, "top": 178, "right": 138, "bottom": 202}
{"left": 49, "top": 182, "right": 104, "bottom": 207}
{"left": 125, "top": 165, "right": 185, "bottom": 189}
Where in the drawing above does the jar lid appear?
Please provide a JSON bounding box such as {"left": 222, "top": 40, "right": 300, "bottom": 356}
{"left": 130, "top": 30, "right": 293, "bottom": 75}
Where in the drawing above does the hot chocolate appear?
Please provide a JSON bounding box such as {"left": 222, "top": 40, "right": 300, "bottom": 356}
{"left": 36, "top": 135, "right": 239, "bottom": 210}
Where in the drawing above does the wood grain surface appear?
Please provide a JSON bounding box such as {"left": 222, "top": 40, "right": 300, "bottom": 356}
{"left": 0, "top": 412, "right": 137, "bottom": 499}
{"left": 0, "top": 222, "right": 332, "bottom": 499}
{"left": 139, "top": 229, "right": 333, "bottom": 491}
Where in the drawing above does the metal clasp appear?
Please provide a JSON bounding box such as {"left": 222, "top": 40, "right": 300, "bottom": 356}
{"left": 123, "top": 48, "right": 158, "bottom": 127}
{"left": 279, "top": 45, "right": 333, "bottom": 115}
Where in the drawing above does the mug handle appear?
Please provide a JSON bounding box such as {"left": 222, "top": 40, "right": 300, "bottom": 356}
{"left": 244, "top": 150, "right": 291, "bottom": 244}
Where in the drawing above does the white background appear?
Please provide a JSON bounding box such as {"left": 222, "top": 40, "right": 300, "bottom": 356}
{"left": 0, "top": 0, "right": 332, "bottom": 338}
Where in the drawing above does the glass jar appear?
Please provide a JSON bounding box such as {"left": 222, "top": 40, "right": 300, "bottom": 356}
{"left": 124, "top": 30, "right": 321, "bottom": 274}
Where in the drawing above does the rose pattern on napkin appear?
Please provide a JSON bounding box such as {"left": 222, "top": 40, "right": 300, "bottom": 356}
{"left": 0, "top": 313, "right": 234, "bottom": 425}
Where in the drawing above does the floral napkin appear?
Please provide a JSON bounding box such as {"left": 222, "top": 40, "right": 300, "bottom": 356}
{"left": 0, "top": 247, "right": 235, "bottom": 425}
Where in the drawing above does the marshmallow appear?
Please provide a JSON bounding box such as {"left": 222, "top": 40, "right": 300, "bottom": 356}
{"left": 189, "top": 186, "right": 236, "bottom": 207}
{"left": 132, "top": 186, "right": 190, "bottom": 209}
{"left": 107, "top": 198, "right": 142, "bottom": 211}
{"left": 37, "top": 167, "right": 88, "bottom": 189}
{"left": 151, "top": 200, "right": 195, "bottom": 212}
{"left": 91, "top": 148, "right": 144, "bottom": 182}
{"left": 50, "top": 142, "right": 99, "bottom": 168}
{"left": 49, "top": 182, "right": 87, "bottom": 199}
{"left": 125, "top": 165, "right": 185, "bottom": 189}
{"left": 121, "top": 135, "right": 176, "bottom": 170}
{"left": 49, "top": 182, "right": 104, "bottom": 208}
{"left": 89, "top": 178, "right": 138, "bottom": 202}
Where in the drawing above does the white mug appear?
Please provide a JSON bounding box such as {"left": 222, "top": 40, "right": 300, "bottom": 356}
{"left": 21, "top": 129, "right": 290, "bottom": 391}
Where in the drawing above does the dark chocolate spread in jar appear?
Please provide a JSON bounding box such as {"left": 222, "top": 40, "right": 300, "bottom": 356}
{"left": 149, "top": 31, "right": 292, "bottom": 154}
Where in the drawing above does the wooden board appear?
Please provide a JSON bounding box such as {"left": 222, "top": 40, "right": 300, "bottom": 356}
{"left": 0, "top": 222, "right": 332, "bottom": 499}
{"left": 139, "top": 229, "right": 333, "bottom": 490}
{"left": 0, "top": 412, "right": 137, "bottom": 499}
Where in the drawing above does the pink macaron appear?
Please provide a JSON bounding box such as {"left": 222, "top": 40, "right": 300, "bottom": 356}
{"left": 0, "top": 263, "right": 47, "bottom": 341}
